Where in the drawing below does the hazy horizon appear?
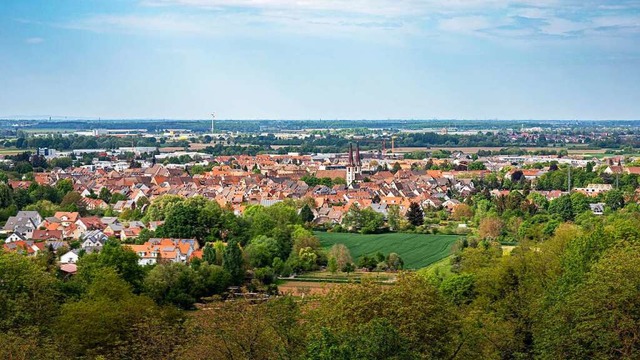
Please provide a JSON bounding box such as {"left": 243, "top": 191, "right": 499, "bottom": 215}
{"left": 2, "top": 117, "right": 640, "bottom": 122}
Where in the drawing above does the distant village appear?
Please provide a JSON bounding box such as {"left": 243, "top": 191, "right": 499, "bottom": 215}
{"left": 2, "top": 138, "right": 635, "bottom": 275}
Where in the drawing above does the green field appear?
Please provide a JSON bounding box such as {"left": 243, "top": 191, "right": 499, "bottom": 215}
{"left": 316, "top": 232, "right": 460, "bottom": 269}
{"left": 0, "top": 148, "right": 33, "bottom": 155}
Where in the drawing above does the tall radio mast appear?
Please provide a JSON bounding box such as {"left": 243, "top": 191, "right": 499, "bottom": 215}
{"left": 210, "top": 112, "right": 216, "bottom": 135}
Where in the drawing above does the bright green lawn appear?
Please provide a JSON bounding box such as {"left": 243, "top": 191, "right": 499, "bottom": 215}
{"left": 316, "top": 232, "right": 461, "bottom": 269}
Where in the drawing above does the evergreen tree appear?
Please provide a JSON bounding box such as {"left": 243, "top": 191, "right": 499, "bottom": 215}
{"left": 406, "top": 202, "right": 424, "bottom": 227}
{"left": 300, "top": 204, "right": 315, "bottom": 223}
{"left": 203, "top": 244, "right": 216, "bottom": 265}
{"left": 223, "top": 239, "right": 244, "bottom": 285}
{"left": 586, "top": 161, "right": 593, "bottom": 173}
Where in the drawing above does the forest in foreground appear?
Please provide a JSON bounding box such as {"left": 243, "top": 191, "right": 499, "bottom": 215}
{"left": 2, "top": 208, "right": 640, "bottom": 359}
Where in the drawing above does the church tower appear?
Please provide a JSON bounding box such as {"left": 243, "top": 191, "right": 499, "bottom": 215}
{"left": 346, "top": 143, "right": 356, "bottom": 186}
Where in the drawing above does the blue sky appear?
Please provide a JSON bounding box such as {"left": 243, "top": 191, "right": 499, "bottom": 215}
{"left": 1, "top": 0, "right": 639, "bottom": 120}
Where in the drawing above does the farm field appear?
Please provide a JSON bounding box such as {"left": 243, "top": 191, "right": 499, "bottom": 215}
{"left": 316, "top": 232, "right": 460, "bottom": 269}
{"left": 417, "top": 255, "right": 454, "bottom": 279}
{"left": 279, "top": 271, "right": 396, "bottom": 296}
{"left": 278, "top": 281, "right": 339, "bottom": 296}
{"left": 392, "top": 146, "right": 612, "bottom": 156}
{"left": 0, "top": 148, "right": 33, "bottom": 155}
{"left": 394, "top": 146, "right": 560, "bottom": 153}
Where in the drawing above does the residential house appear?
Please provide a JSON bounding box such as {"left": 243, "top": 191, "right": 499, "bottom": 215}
{"left": 2, "top": 211, "right": 43, "bottom": 235}
{"left": 81, "top": 230, "right": 108, "bottom": 252}
{"left": 31, "top": 230, "right": 64, "bottom": 242}
{"left": 5, "top": 232, "right": 27, "bottom": 243}
{"left": 590, "top": 203, "right": 605, "bottom": 215}
{"left": 574, "top": 184, "right": 613, "bottom": 197}
{"left": 104, "top": 223, "right": 124, "bottom": 238}
{"left": 3, "top": 240, "right": 40, "bottom": 256}
{"left": 75, "top": 216, "right": 106, "bottom": 233}
{"left": 81, "top": 197, "right": 109, "bottom": 210}
{"left": 127, "top": 238, "right": 197, "bottom": 266}
{"left": 113, "top": 200, "right": 136, "bottom": 212}
{"left": 120, "top": 226, "right": 142, "bottom": 242}
{"left": 443, "top": 199, "right": 462, "bottom": 212}
{"left": 60, "top": 250, "right": 80, "bottom": 264}
{"left": 54, "top": 212, "right": 80, "bottom": 228}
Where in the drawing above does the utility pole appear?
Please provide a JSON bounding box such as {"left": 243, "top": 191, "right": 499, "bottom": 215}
{"left": 568, "top": 165, "right": 571, "bottom": 193}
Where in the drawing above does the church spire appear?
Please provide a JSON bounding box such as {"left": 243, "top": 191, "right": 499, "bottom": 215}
{"left": 348, "top": 143, "right": 354, "bottom": 166}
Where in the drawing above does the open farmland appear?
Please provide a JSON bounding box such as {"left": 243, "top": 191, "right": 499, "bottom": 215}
{"left": 316, "top": 232, "right": 460, "bottom": 269}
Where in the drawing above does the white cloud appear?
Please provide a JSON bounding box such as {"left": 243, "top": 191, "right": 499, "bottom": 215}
{"left": 25, "top": 37, "right": 44, "bottom": 44}
{"left": 57, "top": 0, "right": 640, "bottom": 42}
{"left": 541, "top": 18, "right": 589, "bottom": 36}
{"left": 65, "top": 14, "right": 212, "bottom": 34}
{"left": 141, "top": 0, "right": 563, "bottom": 16}
{"left": 512, "top": 7, "right": 552, "bottom": 19}
{"left": 438, "top": 16, "right": 494, "bottom": 34}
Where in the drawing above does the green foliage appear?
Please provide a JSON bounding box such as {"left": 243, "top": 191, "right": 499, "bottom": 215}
{"left": 144, "top": 262, "right": 230, "bottom": 309}
{"left": 605, "top": 189, "right": 625, "bottom": 211}
{"left": 245, "top": 235, "right": 280, "bottom": 268}
{"left": 55, "top": 178, "right": 74, "bottom": 195}
{"left": 342, "top": 204, "right": 385, "bottom": 234}
{"left": 77, "top": 240, "right": 145, "bottom": 292}
{"left": 49, "top": 157, "right": 73, "bottom": 169}
{"left": 307, "top": 275, "right": 459, "bottom": 359}
{"left": 109, "top": 192, "right": 128, "bottom": 204}
{"left": 98, "top": 187, "right": 112, "bottom": 203}
{"left": 406, "top": 202, "right": 424, "bottom": 227}
{"left": 387, "top": 204, "right": 402, "bottom": 231}
{"left": 0, "top": 183, "right": 13, "bottom": 208}
{"left": 386, "top": 252, "right": 404, "bottom": 270}
{"left": 56, "top": 269, "right": 182, "bottom": 359}
{"left": 244, "top": 203, "right": 301, "bottom": 258}
{"left": 223, "top": 239, "right": 245, "bottom": 285}
{"left": 0, "top": 253, "right": 60, "bottom": 332}
{"left": 306, "top": 319, "right": 418, "bottom": 360}
{"left": 25, "top": 199, "right": 59, "bottom": 218}
{"left": 155, "top": 196, "right": 245, "bottom": 246}
{"left": 144, "top": 263, "right": 200, "bottom": 309}
{"left": 327, "top": 257, "right": 338, "bottom": 274}
{"left": 467, "top": 161, "right": 487, "bottom": 170}
{"left": 549, "top": 194, "right": 574, "bottom": 221}
{"left": 176, "top": 296, "right": 305, "bottom": 359}
{"left": 439, "top": 273, "right": 476, "bottom": 305}
{"left": 300, "top": 204, "right": 315, "bottom": 223}
{"left": 538, "top": 244, "right": 640, "bottom": 359}
{"left": 301, "top": 174, "right": 335, "bottom": 187}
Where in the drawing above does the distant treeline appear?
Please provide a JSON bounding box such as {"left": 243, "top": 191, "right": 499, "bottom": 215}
{"left": 4, "top": 119, "right": 640, "bottom": 134}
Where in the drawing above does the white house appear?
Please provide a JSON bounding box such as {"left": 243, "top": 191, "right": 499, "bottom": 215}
{"left": 5, "top": 232, "right": 27, "bottom": 243}
{"left": 60, "top": 250, "right": 80, "bottom": 264}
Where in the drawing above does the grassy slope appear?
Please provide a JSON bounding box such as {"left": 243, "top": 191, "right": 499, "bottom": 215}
{"left": 316, "top": 232, "right": 460, "bottom": 269}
